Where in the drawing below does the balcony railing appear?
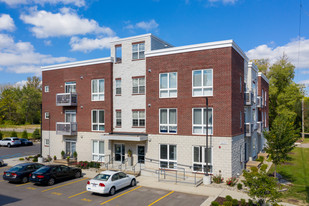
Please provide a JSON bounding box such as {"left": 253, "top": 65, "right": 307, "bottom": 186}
{"left": 244, "top": 92, "right": 253, "bottom": 106}
{"left": 56, "top": 93, "right": 77, "bottom": 106}
{"left": 245, "top": 123, "right": 252, "bottom": 137}
{"left": 56, "top": 122, "right": 77, "bottom": 136}
{"left": 257, "top": 96, "right": 263, "bottom": 108}
{"left": 257, "top": 121, "right": 263, "bottom": 134}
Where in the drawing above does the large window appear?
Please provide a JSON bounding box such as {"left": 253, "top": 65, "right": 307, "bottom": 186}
{"left": 92, "top": 140, "right": 104, "bottom": 162}
{"left": 132, "top": 77, "right": 145, "bottom": 94}
{"left": 92, "top": 79, "right": 104, "bottom": 101}
{"left": 65, "top": 110, "right": 76, "bottom": 122}
{"left": 132, "top": 110, "right": 145, "bottom": 127}
{"left": 116, "top": 79, "right": 121, "bottom": 95}
{"left": 192, "top": 108, "right": 213, "bottom": 135}
{"left": 115, "top": 45, "right": 122, "bottom": 63}
{"left": 92, "top": 110, "right": 105, "bottom": 131}
{"left": 192, "top": 69, "right": 213, "bottom": 96}
{"left": 159, "top": 72, "right": 177, "bottom": 98}
{"left": 132, "top": 42, "right": 145, "bottom": 60}
{"left": 193, "top": 146, "right": 212, "bottom": 173}
{"left": 160, "top": 144, "right": 177, "bottom": 169}
{"left": 116, "top": 110, "right": 121, "bottom": 127}
{"left": 159, "top": 109, "right": 177, "bottom": 133}
{"left": 65, "top": 81, "right": 76, "bottom": 93}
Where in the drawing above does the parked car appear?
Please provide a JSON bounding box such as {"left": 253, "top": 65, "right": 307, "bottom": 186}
{"left": 20, "top": 138, "right": 33, "bottom": 146}
{"left": 3, "top": 163, "right": 44, "bottom": 183}
{"left": 86, "top": 171, "right": 136, "bottom": 196}
{"left": 29, "top": 165, "right": 82, "bottom": 186}
{"left": 0, "top": 137, "right": 21, "bottom": 147}
{"left": 0, "top": 159, "right": 4, "bottom": 167}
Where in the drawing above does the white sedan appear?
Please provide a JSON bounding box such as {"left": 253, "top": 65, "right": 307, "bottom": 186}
{"left": 86, "top": 171, "right": 136, "bottom": 195}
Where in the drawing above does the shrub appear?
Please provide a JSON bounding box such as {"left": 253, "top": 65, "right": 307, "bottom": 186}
{"left": 73, "top": 151, "right": 78, "bottom": 159}
{"left": 237, "top": 183, "right": 243, "bottom": 190}
{"left": 211, "top": 201, "right": 220, "bottom": 206}
{"left": 232, "top": 199, "right": 238, "bottom": 206}
{"left": 222, "top": 201, "right": 232, "bottom": 206}
{"left": 260, "top": 164, "right": 268, "bottom": 172}
{"left": 22, "top": 130, "right": 28, "bottom": 139}
{"left": 0, "top": 131, "right": 3, "bottom": 140}
{"left": 226, "top": 177, "right": 238, "bottom": 186}
{"left": 225, "top": 195, "right": 233, "bottom": 202}
{"left": 28, "top": 156, "right": 34, "bottom": 159}
{"left": 250, "top": 166, "right": 258, "bottom": 173}
{"left": 256, "top": 156, "right": 264, "bottom": 163}
{"left": 61, "top": 151, "right": 65, "bottom": 159}
{"left": 77, "top": 161, "right": 90, "bottom": 169}
{"left": 240, "top": 199, "right": 246, "bottom": 206}
{"left": 11, "top": 130, "right": 18, "bottom": 137}
{"left": 53, "top": 155, "right": 57, "bottom": 160}
{"left": 32, "top": 157, "right": 38, "bottom": 162}
{"left": 32, "top": 129, "right": 40, "bottom": 139}
{"left": 19, "top": 158, "right": 24, "bottom": 161}
{"left": 212, "top": 174, "right": 224, "bottom": 184}
{"left": 248, "top": 199, "right": 253, "bottom": 206}
{"left": 47, "top": 155, "right": 52, "bottom": 162}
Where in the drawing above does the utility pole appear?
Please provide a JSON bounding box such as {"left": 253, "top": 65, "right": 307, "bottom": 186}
{"left": 205, "top": 97, "right": 209, "bottom": 176}
{"left": 302, "top": 98, "right": 304, "bottom": 141}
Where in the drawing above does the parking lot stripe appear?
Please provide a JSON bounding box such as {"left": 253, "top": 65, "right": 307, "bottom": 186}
{"left": 100, "top": 186, "right": 142, "bottom": 205}
{"left": 41, "top": 178, "right": 88, "bottom": 193}
{"left": 148, "top": 191, "right": 174, "bottom": 206}
{"left": 16, "top": 182, "right": 31, "bottom": 187}
{"left": 68, "top": 190, "right": 88, "bottom": 199}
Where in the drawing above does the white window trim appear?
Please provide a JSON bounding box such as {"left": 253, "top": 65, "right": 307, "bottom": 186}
{"left": 159, "top": 144, "right": 177, "bottom": 169}
{"left": 159, "top": 108, "right": 177, "bottom": 134}
{"left": 65, "top": 110, "right": 76, "bottom": 122}
{"left": 91, "top": 79, "right": 105, "bottom": 101}
{"left": 65, "top": 81, "right": 76, "bottom": 93}
{"left": 264, "top": 91, "right": 267, "bottom": 106}
{"left": 192, "top": 69, "right": 213, "bottom": 97}
{"left": 132, "top": 110, "right": 145, "bottom": 127}
{"left": 45, "top": 112, "right": 50, "bottom": 119}
{"left": 44, "top": 139, "right": 50, "bottom": 147}
{"left": 92, "top": 140, "right": 105, "bottom": 162}
{"left": 132, "top": 77, "right": 145, "bottom": 94}
{"left": 115, "top": 79, "right": 121, "bottom": 95}
{"left": 192, "top": 146, "right": 213, "bottom": 173}
{"left": 159, "top": 72, "right": 178, "bottom": 98}
{"left": 91, "top": 109, "right": 105, "bottom": 131}
{"left": 45, "top": 86, "right": 49, "bottom": 93}
{"left": 116, "top": 110, "right": 121, "bottom": 127}
{"left": 132, "top": 42, "right": 145, "bottom": 60}
{"left": 192, "top": 108, "right": 213, "bottom": 135}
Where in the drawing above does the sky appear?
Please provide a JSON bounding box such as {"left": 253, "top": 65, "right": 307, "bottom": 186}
{"left": 0, "top": 0, "right": 308, "bottom": 91}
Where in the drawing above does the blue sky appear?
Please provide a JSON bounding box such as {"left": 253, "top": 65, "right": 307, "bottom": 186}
{"left": 0, "top": 0, "right": 308, "bottom": 90}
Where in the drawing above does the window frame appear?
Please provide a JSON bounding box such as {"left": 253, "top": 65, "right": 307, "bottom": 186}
{"left": 92, "top": 140, "right": 105, "bottom": 162}
{"left": 45, "top": 112, "right": 50, "bottom": 120}
{"left": 192, "top": 146, "right": 213, "bottom": 173}
{"left": 115, "top": 79, "right": 121, "bottom": 95}
{"left": 115, "top": 45, "right": 122, "bottom": 63}
{"left": 159, "top": 108, "right": 177, "bottom": 134}
{"left": 116, "top": 110, "right": 121, "bottom": 127}
{"left": 91, "top": 79, "right": 105, "bottom": 101}
{"left": 132, "top": 42, "right": 145, "bottom": 60}
{"left": 159, "top": 144, "right": 177, "bottom": 169}
{"left": 44, "top": 139, "right": 50, "bottom": 147}
{"left": 159, "top": 72, "right": 178, "bottom": 98}
{"left": 65, "top": 81, "right": 76, "bottom": 93}
{"left": 91, "top": 109, "right": 105, "bottom": 131}
{"left": 132, "top": 110, "right": 145, "bottom": 127}
{"left": 132, "top": 77, "right": 145, "bottom": 95}
{"left": 192, "top": 107, "right": 213, "bottom": 135}
{"left": 45, "top": 86, "right": 49, "bottom": 93}
{"left": 192, "top": 69, "right": 213, "bottom": 97}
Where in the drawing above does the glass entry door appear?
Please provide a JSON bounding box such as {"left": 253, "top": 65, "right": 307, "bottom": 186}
{"left": 115, "top": 144, "right": 125, "bottom": 163}
{"left": 137, "top": 145, "right": 145, "bottom": 164}
{"left": 66, "top": 141, "right": 76, "bottom": 158}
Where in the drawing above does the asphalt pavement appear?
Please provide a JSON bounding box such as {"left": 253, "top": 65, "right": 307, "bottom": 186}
{"left": 0, "top": 143, "right": 40, "bottom": 160}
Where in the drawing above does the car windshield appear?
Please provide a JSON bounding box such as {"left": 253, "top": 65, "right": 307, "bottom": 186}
{"left": 12, "top": 138, "right": 19, "bottom": 141}
{"left": 94, "top": 174, "right": 110, "bottom": 181}
{"left": 9, "top": 165, "right": 25, "bottom": 172}
{"left": 35, "top": 166, "right": 51, "bottom": 173}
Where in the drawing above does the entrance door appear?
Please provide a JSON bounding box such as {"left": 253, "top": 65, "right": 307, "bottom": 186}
{"left": 66, "top": 141, "right": 76, "bottom": 158}
{"left": 137, "top": 145, "right": 145, "bottom": 164}
{"left": 115, "top": 144, "right": 125, "bottom": 163}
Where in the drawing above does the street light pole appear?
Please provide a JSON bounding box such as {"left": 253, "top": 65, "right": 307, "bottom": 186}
{"left": 205, "top": 97, "right": 209, "bottom": 176}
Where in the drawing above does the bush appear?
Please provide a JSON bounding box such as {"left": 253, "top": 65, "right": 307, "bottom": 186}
{"left": 53, "top": 155, "right": 57, "bottom": 160}
{"left": 32, "top": 157, "right": 38, "bottom": 162}
{"left": 22, "top": 130, "right": 28, "bottom": 139}
{"left": 0, "top": 131, "right": 3, "bottom": 140}
{"left": 47, "top": 155, "right": 52, "bottom": 162}
{"left": 11, "top": 130, "right": 18, "bottom": 137}
{"left": 260, "top": 164, "right": 268, "bottom": 172}
{"left": 28, "top": 156, "right": 34, "bottom": 159}
{"left": 248, "top": 199, "right": 253, "bottom": 206}
{"left": 211, "top": 201, "right": 220, "bottom": 206}
{"left": 19, "top": 158, "right": 24, "bottom": 161}
{"left": 232, "top": 199, "right": 238, "bottom": 206}
{"left": 77, "top": 161, "right": 90, "bottom": 169}
{"left": 225, "top": 195, "right": 233, "bottom": 202}
{"left": 256, "top": 156, "right": 264, "bottom": 163}
{"left": 61, "top": 151, "right": 65, "bottom": 159}
{"left": 237, "top": 183, "right": 243, "bottom": 190}
{"left": 212, "top": 174, "right": 224, "bottom": 184}
{"left": 226, "top": 177, "right": 238, "bottom": 186}
{"left": 240, "top": 199, "right": 246, "bottom": 206}
{"left": 250, "top": 166, "right": 258, "bottom": 173}
{"left": 32, "top": 129, "right": 40, "bottom": 139}
{"left": 222, "top": 201, "right": 232, "bottom": 206}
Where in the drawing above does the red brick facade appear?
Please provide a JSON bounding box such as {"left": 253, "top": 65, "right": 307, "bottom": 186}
{"left": 258, "top": 75, "right": 269, "bottom": 128}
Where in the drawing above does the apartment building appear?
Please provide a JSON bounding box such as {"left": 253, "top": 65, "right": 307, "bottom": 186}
{"left": 41, "top": 33, "right": 269, "bottom": 178}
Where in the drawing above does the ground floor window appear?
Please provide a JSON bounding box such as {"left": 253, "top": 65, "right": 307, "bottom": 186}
{"left": 92, "top": 140, "right": 104, "bottom": 162}
{"left": 192, "top": 146, "right": 212, "bottom": 173}
{"left": 160, "top": 144, "right": 177, "bottom": 169}
{"left": 65, "top": 141, "right": 76, "bottom": 158}
{"left": 137, "top": 145, "right": 145, "bottom": 164}
{"left": 44, "top": 139, "right": 49, "bottom": 146}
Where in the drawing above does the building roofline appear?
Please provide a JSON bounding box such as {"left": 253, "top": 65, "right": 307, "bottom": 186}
{"left": 145, "top": 39, "right": 248, "bottom": 60}
{"left": 258, "top": 72, "right": 269, "bottom": 84}
{"left": 248, "top": 62, "right": 259, "bottom": 73}
{"left": 41, "top": 57, "right": 113, "bottom": 71}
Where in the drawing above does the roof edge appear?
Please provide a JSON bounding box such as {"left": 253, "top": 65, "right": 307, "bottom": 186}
{"left": 258, "top": 72, "right": 269, "bottom": 84}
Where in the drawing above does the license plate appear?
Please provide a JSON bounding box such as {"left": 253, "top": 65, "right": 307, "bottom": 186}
{"left": 32, "top": 175, "right": 35, "bottom": 178}
{"left": 92, "top": 184, "right": 96, "bottom": 187}
{"left": 6, "top": 173, "right": 10, "bottom": 176}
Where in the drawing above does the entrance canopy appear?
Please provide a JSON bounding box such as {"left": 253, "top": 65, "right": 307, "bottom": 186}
{"left": 101, "top": 134, "right": 148, "bottom": 142}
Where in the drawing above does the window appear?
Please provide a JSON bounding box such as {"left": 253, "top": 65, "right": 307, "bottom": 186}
{"left": 45, "top": 112, "right": 50, "bottom": 119}
{"left": 44, "top": 139, "right": 50, "bottom": 146}
{"left": 160, "top": 144, "right": 177, "bottom": 169}
{"left": 240, "top": 111, "right": 242, "bottom": 128}
{"left": 132, "top": 77, "right": 145, "bottom": 94}
{"left": 45, "top": 86, "right": 49, "bottom": 93}
{"left": 193, "top": 146, "right": 212, "bottom": 173}
{"left": 65, "top": 110, "right": 76, "bottom": 122}
{"left": 192, "top": 69, "right": 213, "bottom": 96}
{"left": 132, "top": 42, "right": 145, "bottom": 60}
{"left": 159, "top": 109, "right": 177, "bottom": 133}
{"left": 262, "top": 89, "right": 264, "bottom": 105}
{"left": 240, "top": 77, "right": 242, "bottom": 93}
{"left": 65, "top": 81, "right": 76, "bottom": 93}
{"left": 92, "top": 79, "right": 104, "bottom": 101}
{"left": 192, "top": 108, "right": 213, "bottom": 135}
{"left": 264, "top": 111, "right": 266, "bottom": 127}
{"left": 92, "top": 110, "right": 105, "bottom": 131}
{"left": 264, "top": 91, "right": 267, "bottom": 106}
{"left": 132, "top": 110, "right": 145, "bottom": 127}
{"left": 115, "top": 45, "right": 122, "bottom": 63}
{"left": 116, "top": 79, "right": 121, "bottom": 95}
{"left": 159, "top": 72, "right": 177, "bottom": 98}
{"left": 116, "top": 110, "right": 121, "bottom": 127}
{"left": 92, "top": 140, "right": 104, "bottom": 162}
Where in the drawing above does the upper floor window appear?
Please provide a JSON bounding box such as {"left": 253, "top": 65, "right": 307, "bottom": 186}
{"left": 65, "top": 81, "right": 76, "bottom": 93}
{"left": 116, "top": 110, "right": 121, "bottom": 127}
{"left": 159, "top": 109, "right": 177, "bottom": 133}
{"left": 45, "top": 86, "right": 49, "bottom": 93}
{"left": 45, "top": 112, "right": 50, "bottom": 119}
{"left": 115, "top": 45, "right": 122, "bottom": 63}
{"left": 132, "top": 42, "right": 145, "bottom": 60}
{"left": 132, "top": 77, "right": 145, "bottom": 94}
{"left": 192, "top": 69, "right": 213, "bottom": 97}
{"left": 92, "top": 110, "right": 105, "bottom": 131}
{"left": 160, "top": 72, "right": 177, "bottom": 98}
{"left": 192, "top": 108, "right": 213, "bottom": 135}
{"left": 264, "top": 91, "right": 267, "bottom": 106}
{"left": 92, "top": 79, "right": 104, "bottom": 101}
{"left": 65, "top": 110, "right": 76, "bottom": 122}
{"left": 116, "top": 79, "right": 121, "bottom": 95}
{"left": 132, "top": 110, "right": 145, "bottom": 127}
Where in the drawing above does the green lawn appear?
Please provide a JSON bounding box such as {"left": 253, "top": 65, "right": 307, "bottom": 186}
{"left": 269, "top": 146, "right": 309, "bottom": 204}
{"left": 303, "top": 138, "right": 309, "bottom": 144}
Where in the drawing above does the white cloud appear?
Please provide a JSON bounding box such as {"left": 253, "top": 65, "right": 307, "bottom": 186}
{"left": 0, "top": 34, "right": 74, "bottom": 74}
{"left": 70, "top": 36, "right": 119, "bottom": 52}
{"left": 44, "top": 40, "right": 52, "bottom": 46}
{"left": 208, "top": 0, "right": 238, "bottom": 4}
{"left": 20, "top": 8, "right": 115, "bottom": 38}
{"left": 246, "top": 37, "right": 309, "bottom": 69}
{"left": 125, "top": 19, "right": 159, "bottom": 32}
{"left": 14, "top": 80, "right": 27, "bottom": 88}
{"left": 0, "top": 14, "right": 15, "bottom": 31}
{"left": 0, "top": 0, "right": 85, "bottom": 7}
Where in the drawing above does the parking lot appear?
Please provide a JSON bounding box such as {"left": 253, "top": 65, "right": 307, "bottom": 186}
{"left": 0, "top": 143, "right": 40, "bottom": 160}
{"left": 0, "top": 166, "right": 207, "bottom": 206}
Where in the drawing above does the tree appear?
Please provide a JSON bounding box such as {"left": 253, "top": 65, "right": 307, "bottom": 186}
{"left": 253, "top": 58, "right": 270, "bottom": 77}
{"left": 0, "top": 130, "right": 3, "bottom": 140}
{"left": 22, "top": 130, "right": 28, "bottom": 139}
{"left": 32, "top": 129, "right": 40, "bottom": 140}
{"left": 264, "top": 113, "right": 299, "bottom": 177}
{"left": 10, "top": 130, "right": 18, "bottom": 137}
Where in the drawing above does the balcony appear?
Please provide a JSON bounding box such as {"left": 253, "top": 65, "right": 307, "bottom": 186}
{"left": 56, "top": 122, "right": 77, "bottom": 136}
{"left": 245, "top": 123, "right": 252, "bottom": 137}
{"left": 257, "top": 121, "right": 263, "bottom": 134}
{"left": 244, "top": 92, "right": 253, "bottom": 106}
{"left": 56, "top": 93, "right": 77, "bottom": 106}
{"left": 256, "top": 96, "right": 263, "bottom": 108}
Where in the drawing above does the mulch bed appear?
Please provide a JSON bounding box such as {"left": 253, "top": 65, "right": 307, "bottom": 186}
{"left": 214, "top": 197, "right": 226, "bottom": 205}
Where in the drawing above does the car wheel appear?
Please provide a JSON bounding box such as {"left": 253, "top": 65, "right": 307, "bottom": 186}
{"left": 130, "top": 179, "right": 136, "bottom": 187}
{"left": 21, "top": 176, "right": 28, "bottom": 184}
{"left": 7, "top": 144, "right": 11, "bottom": 148}
{"left": 47, "top": 178, "right": 55, "bottom": 186}
{"left": 75, "top": 171, "right": 81, "bottom": 178}
{"left": 109, "top": 187, "right": 116, "bottom": 196}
